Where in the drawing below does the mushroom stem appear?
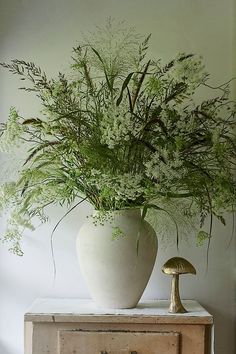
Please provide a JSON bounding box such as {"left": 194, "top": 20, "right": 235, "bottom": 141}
{"left": 169, "top": 274, "right": 187, "bottom": 313}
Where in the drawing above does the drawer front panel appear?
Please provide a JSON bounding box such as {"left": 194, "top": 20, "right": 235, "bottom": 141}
{"left": 59, "top": 330, "right": 180, "bottom": 354}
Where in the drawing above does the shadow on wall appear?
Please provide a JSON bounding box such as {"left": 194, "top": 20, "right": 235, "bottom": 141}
{"left": 203, "top": 302, "right": 235, "bottom": 354}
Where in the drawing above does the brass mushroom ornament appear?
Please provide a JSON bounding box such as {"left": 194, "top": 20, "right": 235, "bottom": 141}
{"left": 162, "top": 257, "right": 196, "bottom": 313}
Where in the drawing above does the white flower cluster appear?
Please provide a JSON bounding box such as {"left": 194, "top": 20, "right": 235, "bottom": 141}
{"left": 112, "top": 173, "right": 144, "bottom": 201}
{"left": 89, "top": 170, "right": 144, "bottom": 202}
{"left": 0, "top": 107, "right": 24, "bottom": 152}
{"left": 167, "top": 54, "right": 207, "bottom": 89}
{"left": 0, "top": 182, "right": 16, "bottom": 211}
{"left": 145, "top": 150, "right": 186, "bottom": 187}
{"left": 157, "top": 104, "right": 198, "bottom": 139}
{"left": 100, "top": 103, "right": 141, "bottom": 148}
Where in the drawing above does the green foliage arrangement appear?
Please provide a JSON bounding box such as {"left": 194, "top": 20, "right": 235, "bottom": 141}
{"left": 0, "top": 20, "right": 236, "bottom": 255}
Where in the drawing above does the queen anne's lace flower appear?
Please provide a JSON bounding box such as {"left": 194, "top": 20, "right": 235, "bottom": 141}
{"left": 167, "top": 54, "right": 207, "bottom": 91}
{"left": 100, "top": 103, "right": 141, "bottom": 148}
{"left": 88, "top": 170, "right": 144, "bottom": 203}
{"left": 0, "top": 107, "right": 24, "bottom": 151}
{"left": 145, "top": 150, "right": 186, "bottom": 188}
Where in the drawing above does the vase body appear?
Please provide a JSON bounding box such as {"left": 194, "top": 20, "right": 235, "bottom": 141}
{"left": 76, "top": 209, "right": 157, "bottom": 309}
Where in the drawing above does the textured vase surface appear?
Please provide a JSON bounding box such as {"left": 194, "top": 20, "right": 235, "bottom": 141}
{"left": 76, "top": 209, "right": 157, "bottom": 309}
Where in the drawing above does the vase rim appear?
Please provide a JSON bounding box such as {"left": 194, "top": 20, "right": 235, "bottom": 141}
{"left": 92, "top": 208, "right": 141, "bottom": 216}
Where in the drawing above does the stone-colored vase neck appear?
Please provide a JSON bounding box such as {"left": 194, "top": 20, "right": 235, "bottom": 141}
{"left": 93, "top": 208, "right": 141, "bottom": 218}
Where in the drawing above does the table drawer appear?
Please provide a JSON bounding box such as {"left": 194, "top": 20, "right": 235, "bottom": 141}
{"left": 59, "top": 330, "right": 180, "bottom": 354}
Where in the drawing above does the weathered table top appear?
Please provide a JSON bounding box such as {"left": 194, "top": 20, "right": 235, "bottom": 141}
{"left": 24, "top": 299, "right": 213, "bottom": 325}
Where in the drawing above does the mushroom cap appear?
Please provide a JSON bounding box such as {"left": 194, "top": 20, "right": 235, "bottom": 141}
{"left": 162, "top": 257, "right": 196, "bottom": 275}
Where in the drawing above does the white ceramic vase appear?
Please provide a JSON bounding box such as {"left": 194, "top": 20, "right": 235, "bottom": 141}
{"left": 76, "top": 209, "right": 157, "bottom": 309}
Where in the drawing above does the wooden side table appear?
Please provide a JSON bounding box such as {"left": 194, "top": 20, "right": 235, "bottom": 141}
{"left": 24, "top": 299, "right": 213, "bottom": 354}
